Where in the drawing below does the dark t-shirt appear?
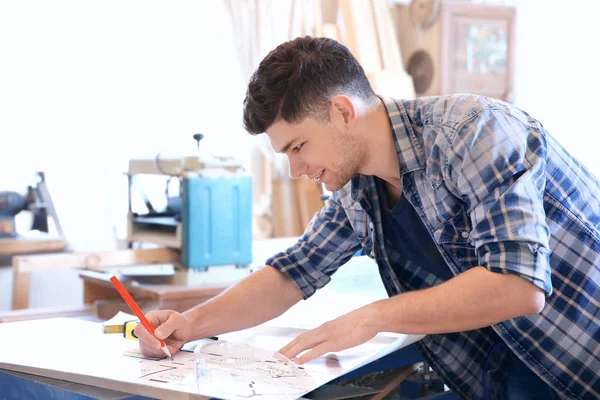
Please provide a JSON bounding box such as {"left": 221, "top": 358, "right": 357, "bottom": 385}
{"left": 375, "top": 178, "right": 454, "bottom": 282}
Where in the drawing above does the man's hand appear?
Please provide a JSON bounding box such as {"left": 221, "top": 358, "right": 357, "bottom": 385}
{"left": 134, "top": 310, "right": 193, "bottom": 358}
{"left": 278, "top": 304, "right": 379, "bottom": 364}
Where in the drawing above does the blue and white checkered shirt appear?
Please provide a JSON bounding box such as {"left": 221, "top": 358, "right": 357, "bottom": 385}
{"left": 266, "top": 94, "right": 600, "bottom": 400}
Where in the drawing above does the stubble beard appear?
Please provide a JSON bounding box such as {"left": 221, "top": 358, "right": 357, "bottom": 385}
{"left": 325, "top": 131, "right": 364, "bottom": 192}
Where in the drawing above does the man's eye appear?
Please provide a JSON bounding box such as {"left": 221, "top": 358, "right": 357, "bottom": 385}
{"left": 293, "top": 143, "right": 304, "bottom": 153}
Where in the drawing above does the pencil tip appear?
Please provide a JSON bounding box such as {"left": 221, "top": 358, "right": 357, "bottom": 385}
{"left": 170, "top": 356, "right": 174, "bottom": 361}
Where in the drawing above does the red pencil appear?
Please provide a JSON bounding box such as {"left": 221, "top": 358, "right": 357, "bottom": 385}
{"left": 109, "top": 275, "right": 173, "bottom": 360}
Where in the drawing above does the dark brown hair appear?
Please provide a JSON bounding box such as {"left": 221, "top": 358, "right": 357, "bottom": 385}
{"left": 243, "top": 36, "right": 377, "bottom": 135}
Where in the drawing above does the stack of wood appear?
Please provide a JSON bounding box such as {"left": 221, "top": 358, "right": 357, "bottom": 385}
{"left": 317, "top": 0, "right": 415, "bottom": 99}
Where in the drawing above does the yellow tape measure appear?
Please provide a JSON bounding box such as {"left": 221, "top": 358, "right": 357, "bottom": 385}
{"left": 102, "top": 319, "right": 139, "bottom": 340}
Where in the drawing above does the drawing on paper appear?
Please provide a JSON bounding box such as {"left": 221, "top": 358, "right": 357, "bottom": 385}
{"left": 194, "top": 341, "right": 317, "bottom": 399}
{"left": 122, "top": 348, "right": 197, "bottom": 387}
{"left": 122, "top": 342, "right": 319, "bottom": 399}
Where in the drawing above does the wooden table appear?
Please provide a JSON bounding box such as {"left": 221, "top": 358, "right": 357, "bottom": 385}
{"left": 8, "top": 237, "right": 300, "bottom": 317}
{"left": 79, "top": 268, "right": 248, "bottom": 319}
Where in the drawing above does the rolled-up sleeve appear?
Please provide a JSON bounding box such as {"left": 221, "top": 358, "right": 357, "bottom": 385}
{"left": 265, "top": 195, "right": 362, "bottom": 299}
{"left": 446, "top": 108, "right": 553, "bottom": 296}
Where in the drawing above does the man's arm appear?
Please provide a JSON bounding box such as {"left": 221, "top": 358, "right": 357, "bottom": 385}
{"left": 137, "top": 193, "right": 361, "bottom": 358}
{"left": 372, "top": 266, "right": 545, "bottom": 334}
{"left": 282, "top": 106, "right": 554, "bottom": 363}
{"left": 136, "top": 266, "right": 304, "bottom": 358}
{"left": 280, "top": 266, "right": 544, "bottom": 363}
{"left": 184, "top": 265, "right": 304, "bottom": 340}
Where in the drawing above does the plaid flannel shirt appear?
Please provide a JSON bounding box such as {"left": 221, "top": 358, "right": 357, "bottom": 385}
{"left": 266, "top": 94, "right": 600, "bottom": 400}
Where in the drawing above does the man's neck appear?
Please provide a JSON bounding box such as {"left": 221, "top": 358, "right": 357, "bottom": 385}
{"left": 357, "top": 99, "right": 402, "bottom": 189}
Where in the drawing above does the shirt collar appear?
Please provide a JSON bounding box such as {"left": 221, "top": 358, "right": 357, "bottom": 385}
{"left": 349, "top": 97, "right": 425, "bottom": 202}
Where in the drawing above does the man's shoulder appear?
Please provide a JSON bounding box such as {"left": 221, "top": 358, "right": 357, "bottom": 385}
{"left": 401, "top": 93, "right": 509, "bottom": 128}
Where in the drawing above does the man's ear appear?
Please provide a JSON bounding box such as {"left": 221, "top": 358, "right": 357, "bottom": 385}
{"left": 329, "top": 95, "right": 357, "bottom": 131}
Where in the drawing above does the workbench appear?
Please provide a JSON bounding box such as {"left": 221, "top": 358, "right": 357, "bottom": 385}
{"left": 0, "top": 252, "right": 457, "bottom": 399}
{"left": 0, "top": 344, "right": 436, "bottom": 400}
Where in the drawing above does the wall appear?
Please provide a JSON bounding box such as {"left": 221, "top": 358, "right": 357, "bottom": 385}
{"left": 1, "top": 0, "right": 600, "bottom": 309}
{"left": 0, "top": 1, "right": 251, "bottom": 252}
{"left": 3, "top": 1, "right": 599, "bottom": 252}
{"left": 501, "top": 0, "right": 600, "bottom": 174}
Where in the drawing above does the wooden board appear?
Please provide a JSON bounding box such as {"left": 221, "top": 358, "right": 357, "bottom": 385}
{"left": 0, "top": 304, "right": 95, "bottom": 324}
{"left": 0, "top": 236, "right": 65, "bottom": 256}
{"left": 10, "top": 238, "right": 299, "bottom": 311}
{"left": 11, "top": 248, "right": 179, "bottom": 310}
{"left": 339, "top": 0, "right": 382, "bottom": 72}
{"left": 13, "top": 248, "right": 180, "bottom": 273}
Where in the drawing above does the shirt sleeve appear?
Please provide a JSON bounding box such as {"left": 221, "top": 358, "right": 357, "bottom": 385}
{"left": 265, "top": 194, "right": 362, "bottom": 299}
{"left": 446, "top": 108, "right": 553, "bottom": 296}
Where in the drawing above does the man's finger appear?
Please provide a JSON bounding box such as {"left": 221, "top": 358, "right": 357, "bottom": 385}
{"left": 154, "top": 312, "right": 182, "bottom": 339}
{"left": 134, "top": 310, "right": 174, "bottom": 342}
{"left": 139, "top": 340, "right": 164, "bottom": 358}
{"left": 279, "top": 325, "right": 326, "bottom": 355}
{"left": 167, "top": 343, "right": 181, "bottom": 355}
{"left": 296, "top": 342, "right": 331, "bottom": 364}
{"left": 280, "top": 334, "right": 325, "bottom": 360}
{"left": 134, "top": 324, "right": 162, "bottom": 349}
{"left": 146, "top": 310, "right": 177, "bottom": 328}
{"left": 279, "top": 336, "right": 301, "bottom": 355}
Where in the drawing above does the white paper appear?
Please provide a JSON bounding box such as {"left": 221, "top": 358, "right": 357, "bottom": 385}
{"left": 0, "top": 317, "right": 422, "bottom": 400}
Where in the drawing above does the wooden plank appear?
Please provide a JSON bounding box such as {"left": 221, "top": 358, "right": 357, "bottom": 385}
{"left": 366, "top": 363, "right": 420, "bottom": 400}
{"left": 371, "top": 0, "right": 405, "bottom": 74}
{"left": 11, "top": 248, "right": 179, "bottom": 310}
{"left": 84, "top": 280, "right": 122, "bottom": 305}
{"left": 94, "top": 297, "right": 155, "bottom": 320}
{"left": 79, "top": 270, "right": 232, "bottom": 302}
{"left": 297, "top": 179, "right": 325, "bottom": 228}
{"left": 0, "top": 304, "right": 95, "bottom": 323}
{"left": 13, "top": 248, "right": 180, "bottom": 273}
{"left": 272, "top": 178, "right": 304, "bottom": 237}
{"left": 312, "top": 0, "right": 323, "bottom": 36}
{"left": 305, "top": 384, "right": 382, "bottom": 399}
{"left": 339, "top": 0, "right": 382, "bottom": 72}
{"left": 370, "top": 0, "right": 388, "bottom": 70}
{"left": 321, "top": 0, "right": 339, "bottom": 25}
{"left": 11, "top": 271, "right": 31, "bottom": 310}
{"left": 0, "top": 236, "right": 65, "bottom": 256}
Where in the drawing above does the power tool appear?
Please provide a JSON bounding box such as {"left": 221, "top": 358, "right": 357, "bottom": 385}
{"left": 0, "top": 172, "right": 64, "bottom": 239}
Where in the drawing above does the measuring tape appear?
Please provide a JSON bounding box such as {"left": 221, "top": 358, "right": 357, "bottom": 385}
{"left": 102, "top": 320, "right": 140, "bottom": 340}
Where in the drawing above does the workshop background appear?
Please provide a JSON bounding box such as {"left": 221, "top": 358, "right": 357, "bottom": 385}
{"left": 1, "top": 0, "right": 599, "bottom": 314}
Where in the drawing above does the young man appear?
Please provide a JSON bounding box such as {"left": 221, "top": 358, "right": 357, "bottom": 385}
{"left": 136, "top": 37, "right": 600, "bottom": 399}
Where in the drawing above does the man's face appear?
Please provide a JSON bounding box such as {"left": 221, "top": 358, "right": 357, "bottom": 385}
{"left": 266, "top": 116, "right": 364, "bottom": 192}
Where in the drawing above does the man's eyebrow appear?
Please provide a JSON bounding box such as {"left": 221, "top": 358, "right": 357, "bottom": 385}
{"left": 278, "top": 137, "right": 301, "bottom": 153}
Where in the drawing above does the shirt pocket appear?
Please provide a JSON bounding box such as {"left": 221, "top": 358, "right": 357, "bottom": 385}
{"left": 433, "top": 210, "right": 478, "bottom": 270}
{"left": 345, "top": 207, "right": 375, "bottom": 257}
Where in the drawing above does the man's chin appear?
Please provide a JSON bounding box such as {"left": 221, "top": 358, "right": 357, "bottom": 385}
{"left": 324, "top": 181, "right": 347, "bottom": 192}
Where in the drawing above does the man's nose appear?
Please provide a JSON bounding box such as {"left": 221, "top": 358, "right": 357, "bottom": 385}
{"left": 288, "top": 157, "right": 308, "bottom": 179}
